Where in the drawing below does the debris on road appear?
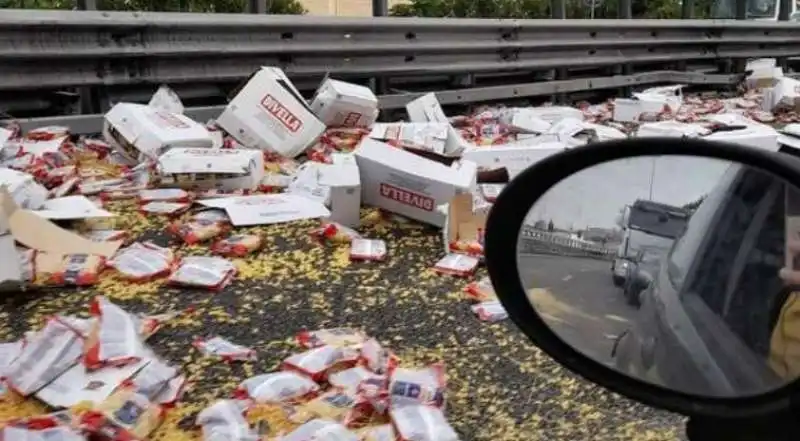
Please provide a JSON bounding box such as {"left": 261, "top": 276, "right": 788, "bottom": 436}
{"left": 0, "top": 65, "right": 787, "bottom": 439}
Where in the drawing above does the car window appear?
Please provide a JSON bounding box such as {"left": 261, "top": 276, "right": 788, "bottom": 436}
{"left": 667, "top": 164, "right": 741, "bottom": 290}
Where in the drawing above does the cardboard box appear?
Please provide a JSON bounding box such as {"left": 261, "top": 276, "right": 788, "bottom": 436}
{"left": 216, "top": 67, "right": 326, "bottom": 159}
{"left": 287, "top": 161, "right": 332, "bottom": 206}
{"left": 405, "top": 93, "right": 475, "bottom": 157}
{"left": 368, "top": 123, "right": 449, "bottom": 156}
{"left": 613, "top": 85, "right": 684, "bottom": 123}
{"left": 320, "top": 153, "right": 361, "bottom": 228}
{"left": 442, "top": 192, "right": 490, "bottom": 257}
{"left": 461, "top": 142, "right": 569, "bottom": 179}
{"left": 354, "top": 138, "right": 477, "bottom": 227}
{"left": 636, "top": 115, "right": 779, "bottom": 152}
{"left": 103, "top": 103, "right": 213, "bottom": 163}
{"left": 746, "top": 58, "right": 783, "bottom": 90}
{"left": 310, "top": 78, "right": 379, "bottom": 128}
{"left": 0, "top": 168, "right": 49, "bottom": 210}
{"left": 199, "top": 193, "right": 330, "bottom": 227}
{"left": 156, "top": 147, "right": 265, "bottom": 191}
{"left": 0, "top": 187, "right": 122, "bottom": 292}
{"left": 763, "top": 76, "right": 800, "bottom": 112}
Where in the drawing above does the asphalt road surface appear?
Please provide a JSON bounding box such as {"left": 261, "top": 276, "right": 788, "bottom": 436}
{"left": 0, "top": 208, "right": 683, "bottom": 441}
{"left": 519, "top": 253, "right": 637, "bottom": 366}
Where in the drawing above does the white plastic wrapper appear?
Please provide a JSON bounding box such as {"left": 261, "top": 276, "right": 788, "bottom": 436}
{"left": 432, "top": 254, "right": 480, "bottom": 277}
{"left": 82, "top": 229, "right": 128, "bottom": 242}
{"left": 389, "top": 364, "right": 446, "bottom": 409}
{"left": 168, "top": 256, "right": 236, "bottom": 290}
{"left": 194, "top": 336, "right": 257, "bottom": 362}
{"left": 479, "top": 183, "right": 505, "bottom": 202}
{"left": 280, "top": 419, "right": 358, "bottom": 441}
{"left": 359, "top": 339, "right": 396, "bottom": 375}
{"left": 0, "top": 425, "right": 86, "bottom": 441}
{"left": 17, "top": 247, "right": 36, "bottom": 283}
{"left": 359, "top": 424, "right": 395, "bottom": 441}
{"left": 131, "top": 357, "right": 179, "bottom": 400}
{"left": 197, "top": 399, "right": 258, "bottom": 441}
{"left": 239, "top": 372, "right": 320, "bottom": 403}
{"left": 139, "top": 201, "right": 190, "bottom": 215}
{"left": 349, "top": 239, "right": 387, "bottom": 262}
{"left": 471, "top": 300, "right": 508, "bottom": 322}
{"left": 84, "top": 296, "right": 146, "bottom": 369}
{"left": 54, "top": 315, "right": 95, "bottom": 338}
{"left": 327, "top": 366, "right": 380, "bottom": 393}
{"left": 282, "top": 345, "right": 357, "bottom": 380}
{"left": 4, "top": 319, "right": 83, "bottom": 396}
{"left": 390, "top": 405, "right": 459, "bottom": 441}
{"left": 109, "top": 242, "right": 175, "bottom": 281}
{"left": 139, "top": 188, "right": 191, "bottom": 203}
{"left": 192, "top": 209, "right": 230, "bottom": 223}
{"left": 0, "top": 340, "right": 22, "bottom": 376}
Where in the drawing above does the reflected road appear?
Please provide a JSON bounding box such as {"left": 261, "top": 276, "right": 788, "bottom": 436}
{"left": 518, "top": 253, "right": 637, "bottom": 366}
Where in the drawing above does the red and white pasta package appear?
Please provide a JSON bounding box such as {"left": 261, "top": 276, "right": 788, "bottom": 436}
{"left": 471, "top": 300, "right": 508, "bottom": 322}
{"left": 296, "top": 328, "right": 368, "bottom": 349}
{"left": 193, "top": 336, "right": 257, "bottom": 362}
{"left": 138, "top": 188, "right": 191, "bottom": 203}
{"left": 391, "top": 405, "right": 460, "bottom": 441}
{"left": 169, "top": 218, "right": 228, "bottom": 245}
{"left": 387, "top": 363, "right": 446, "bottom": 409}
{"left": 359, "top": 339, "right": 398, "bottom": 375}
{"left": 281, "top": 345, "right": 359, "bottom": 382}
{"left": 328, "top": 366, "right": 381, "bottom": 393}
{"left": 44, "top": 253, "right": 107, "bottom": 286}
{"left": 210, "top": 234, "right": 264, "bottom": 257}
{"left": 196, "top": 399, "right": 258, "bottom": 441}
{"left": 236, "top": 372, "right": 320, "bottom": 403}
{"left": 349, "top": 239, "right": 387, "bottom": 262}
{"left": 4, "top": 318, "right": 83, "bottom": 396}
{"left": 83, "top": 296, "right": 146, "bottom": 370}
{"left": 168, "top": 256, "right": 236, "bottom": 291}
{"left": 433, "top": 254, "right": 479, "bottom": 277}
{"left": 463, "top": 276, "right": 497, "bottom": 302}
{"left": 357, "top": 424, "right": 396, "bottom": 441}
{"left": 108, "top": 242, "right": 176, "bottom": 282}
{"left": 280, "top": 419, "right": 358, "bottom": 441}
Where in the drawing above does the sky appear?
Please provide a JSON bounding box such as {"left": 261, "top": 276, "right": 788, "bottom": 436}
{"left": 524, "top": 155, "right": 734, "bottom": 230}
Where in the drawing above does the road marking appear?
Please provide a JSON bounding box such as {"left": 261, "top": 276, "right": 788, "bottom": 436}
{"left": 605, "top": 314, "right": 630, "bottom": 323}
{"left": 562, "top": 275, "right": 573, "bottom": 281}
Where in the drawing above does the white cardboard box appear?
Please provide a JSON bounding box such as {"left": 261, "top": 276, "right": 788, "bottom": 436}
{"left": 310, "top": 78, "right": 379, "bottom": 128}
{"left": 405, "top": 93, "right": 475, "bottom": 157}
{"left": 461, "top": 142, "right": 570, "bottom": 179}
{"left": 156, "top": 147, "right": 265, "bottom": 191}
{"left": 103, "top": 103, "right": 213, "bottom": 163}
{"left": 354, "top": 138, "right": 477, "bottom": 227}
{"left": 368, "top": 123, "right": 449, "bottom": 156}
{"left": 636, "top": 115, "right": 778, "bottom": 152}
{"left": 613, "top": 85, "right": 684, "bottom": 123}
{"left": 320, "top": 153, "right": 362, "bottom": 228}
{"left": 217, "top": 67, "right": 326, "bottom": 158}
{"left": 0, "top": 168, "right": 49, "bottom": 210}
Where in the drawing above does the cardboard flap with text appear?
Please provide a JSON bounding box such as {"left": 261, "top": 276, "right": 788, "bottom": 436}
{"left": 448, "top": 192, "right": 487, "bottom": 242}
{"left": 0, "top": 187, "right": 122, "bottom": 258}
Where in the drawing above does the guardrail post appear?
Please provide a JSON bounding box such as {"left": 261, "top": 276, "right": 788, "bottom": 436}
{"left": 617, "top": 0, "right": 633, "bottom": 97}
{"left": 778, "top": 0, "right": 792, "bottom": 70}
{"left": 550, "top": 1, "right": 567, "bottom": 104}
{"left": 373, "top": 0, "right": 388, "bottom": 16}
{"left": 246, "top": 0, "right": 268, "bottom": 13}
{"left": 75, "top": 0, "right": 99, "bottom": 115}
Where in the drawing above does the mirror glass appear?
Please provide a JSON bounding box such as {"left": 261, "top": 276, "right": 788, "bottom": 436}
{"left": 516, "top": 154, "right": 800, "bottom": 398}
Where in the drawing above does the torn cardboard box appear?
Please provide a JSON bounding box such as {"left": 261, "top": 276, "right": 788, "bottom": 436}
{"left": 103, "top": 103, "right": 213, "bottom": 164}
{"left": 443, "top": 192, "right": 490, "bottom": 258}
{"left": 310, "top": 78, "right": 379, "bottom": 128}
{"left": 0, "top": 168, "right": 49, "bottom": 210}
{"left": 0, "top": 187, "right": 122, "bottom": 292}
{"left": 406, "top": 93, "right": 475, "bottom": 157}
{"left": 354, "top": 138, "right": 476, "bottom": 227}
{"left": 156, "top": 148, "right": 265, "bottom": 191}
{"left": 462, "top": 142, "right": 569, "bottom": 179}
{"left": 320, "top": 153, "right": 361, "bottom": 228}
{"left": 613, "top": 85, "right": 684, "bottom": 122}
{"left": 368, "top": 123, "right": 449, "bottom": 156}
{"left": 199, "top": 193, "right": 330, "bottom": 227}
{"left": 217, "top": 67, "right": 326, "bottom": 158}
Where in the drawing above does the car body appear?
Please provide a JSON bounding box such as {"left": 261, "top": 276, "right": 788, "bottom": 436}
{"left": 614, "top": 161, "right": 790, "bottom": 397}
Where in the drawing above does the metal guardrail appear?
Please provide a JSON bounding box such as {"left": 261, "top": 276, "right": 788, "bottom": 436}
{"left": 1, "top": 10, "right": 799, "bottom": 93}
{"left": 520, "top": 226, "right": 614, "bottom": 260}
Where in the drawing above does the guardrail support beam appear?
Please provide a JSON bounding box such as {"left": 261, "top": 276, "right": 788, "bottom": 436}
{"left": 373, "top": 0, "right": 388, "bottom": 16}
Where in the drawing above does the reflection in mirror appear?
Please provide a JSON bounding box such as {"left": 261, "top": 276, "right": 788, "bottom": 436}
{"left": 516, "top": 155, "right": 800, "bottom": 398}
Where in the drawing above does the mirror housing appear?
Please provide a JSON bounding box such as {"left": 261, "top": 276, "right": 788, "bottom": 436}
{"left": 485, "top": 137, "right": 800, "bottom": 419}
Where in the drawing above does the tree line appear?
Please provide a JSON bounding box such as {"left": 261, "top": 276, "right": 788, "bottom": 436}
{"left": 4, "top": 0, "right": 712, "bottom": 19}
